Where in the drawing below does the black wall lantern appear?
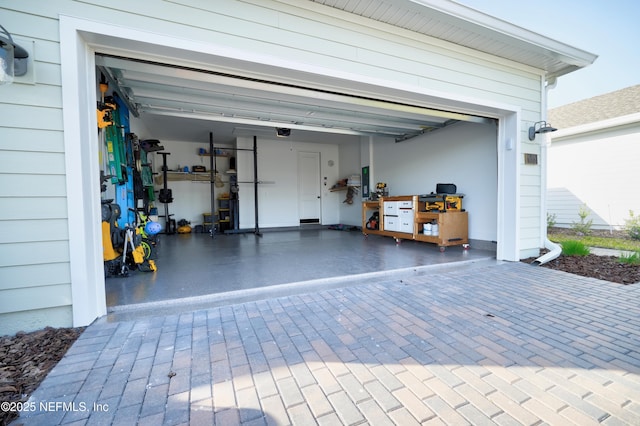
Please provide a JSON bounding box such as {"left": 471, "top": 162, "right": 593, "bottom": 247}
{"left": 528, "top": 121, "right": 557, "bottom": 141}
{"left": 0, "top": 24, "right": 29, "bottom": 85}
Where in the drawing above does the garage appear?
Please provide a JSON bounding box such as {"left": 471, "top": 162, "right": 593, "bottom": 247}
{"left": 58, "top": 6, "right": 542, "bottom": 324}
{"left": 0, "top": 0, "right": 597, "bottom": 333}
{"left": 94, "top": 49, "right": 500, "bottom": 309}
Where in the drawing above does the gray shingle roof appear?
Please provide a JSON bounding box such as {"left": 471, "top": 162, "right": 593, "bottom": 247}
{"left": 548, "top": 84, "right": 640, "bottom": 129}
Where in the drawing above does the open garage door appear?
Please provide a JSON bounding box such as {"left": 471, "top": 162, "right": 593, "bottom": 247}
{"left": 95, "top": 54, "right": 493, "bottom": 144}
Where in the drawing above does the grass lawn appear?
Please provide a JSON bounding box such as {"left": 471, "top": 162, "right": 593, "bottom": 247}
{"left": 548, "top": 227, "right": 640, "bottom": 252}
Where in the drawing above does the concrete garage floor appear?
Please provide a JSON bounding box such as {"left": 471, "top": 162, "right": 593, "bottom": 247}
{"left": 105, "top": 228, "right": 495, "bottom": 315}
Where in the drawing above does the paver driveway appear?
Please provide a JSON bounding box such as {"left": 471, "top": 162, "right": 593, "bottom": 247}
{"left": 14, "top": 262, "right": 640, "bottom": 425}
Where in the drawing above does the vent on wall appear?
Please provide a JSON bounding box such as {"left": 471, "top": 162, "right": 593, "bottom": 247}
{"left": 524, "top": 153, "right": 538, "bottom": 165}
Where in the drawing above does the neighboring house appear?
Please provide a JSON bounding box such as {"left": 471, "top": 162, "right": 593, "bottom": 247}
{"left": 547, "top": 85, "right": 640, "bottom": 230}
{"left": 0, "top": 0, "right": 596, "bottom": 335}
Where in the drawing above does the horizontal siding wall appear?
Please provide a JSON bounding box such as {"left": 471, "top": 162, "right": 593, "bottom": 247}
{"left": 1, "top": 307, "right": 73, "bottom": 337}
{"left": 5, "top": 0, "right": 543, "bottom": 108}
{"left": 519, "top": 157, "right": 543, "bottom": 255}
{"left": 1, "top": 0, "right": 544, "bottom": 333}
{"left": 547, "top": 125, "right": 640, "bottom": 230}
{"left": 0, "top": 5, "right": 71, "bottom": 334}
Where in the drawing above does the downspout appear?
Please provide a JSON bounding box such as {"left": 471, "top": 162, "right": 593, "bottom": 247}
{"left": 533, "top": 76, "right": 562, "bottom": 266}
{"left": 531, "top": 239, "right": 562, "bottom": 265}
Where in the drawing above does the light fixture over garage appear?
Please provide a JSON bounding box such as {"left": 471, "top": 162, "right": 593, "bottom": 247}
{"left": 0, "top": 24, "right": 29, "bottom": 85}
{"left": 528, "top": 121, "right": 557, "bottom": 141}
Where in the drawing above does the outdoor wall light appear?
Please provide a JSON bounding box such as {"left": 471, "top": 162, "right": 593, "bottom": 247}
{"left": 276, "top": 127, "right": 291, "bottom": 138}
{"left": 0, "top": 24, "right": 29, "bottom": 85}
{"left": 528, "top": 121, "right": 557, "bottom": 141}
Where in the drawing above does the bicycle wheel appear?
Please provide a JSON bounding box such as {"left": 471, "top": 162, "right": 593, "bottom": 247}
{"left": 141, "top": 241, "right": 153, "bottom": 260}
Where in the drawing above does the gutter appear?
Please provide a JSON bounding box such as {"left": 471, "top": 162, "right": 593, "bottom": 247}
{"left": 552, "top": 112, "right": 640, "bottom": 139}
{"left": 532, "top": 76, "right": 562, "bottom": 266}
{"left": 532, "top": 238, "right": 562, "bottom": 266}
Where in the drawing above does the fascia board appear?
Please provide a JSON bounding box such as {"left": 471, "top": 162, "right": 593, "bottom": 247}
{"left": 394, "top": 0, "right": 598, "bottom": 74}
{"left": 551, "top": 112, "right": 640, "bottom": 139}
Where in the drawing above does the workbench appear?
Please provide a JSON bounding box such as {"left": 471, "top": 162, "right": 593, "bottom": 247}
{"left": 362, "top": 195, "right": 469, "bottom": 251}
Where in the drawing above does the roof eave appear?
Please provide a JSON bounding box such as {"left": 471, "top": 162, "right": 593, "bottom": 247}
{"left": 552, "top": 112, "right": 640, "bottom": 139}
{"left": 397, "top": 0, "right": 598, "bottom": 76}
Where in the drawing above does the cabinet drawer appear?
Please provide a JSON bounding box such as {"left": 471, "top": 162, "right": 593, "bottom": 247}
{"left": 398, "top": 208, "right": 413, "bottom": 219}
{"left": 397, "top": 200, "right": 413, "bottom": 209}
{"left": 384, "top": 216, "right": 398, "bottom": 231}
{"left": 399, "top": 219, "right": 413, "bottom": 233}
{"left": 384, "top": 201, "right": 398, "bottom": 216}
{"left": 398, "top": 209, "right": 413, "bottom": 233}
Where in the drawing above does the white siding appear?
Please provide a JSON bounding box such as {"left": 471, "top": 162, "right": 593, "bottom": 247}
{"left": 520, "top": 152, "right": 543, "bottom": 252}
{"left": 0, "top": 5, "right": 71, "bottom": 334}
{"left": 1, "top": 307, "right": 73, "bottom": 337}
{"left": 547, "top": 123, "right": 640, "bottom": 230}
{"left": 0, "top": 0, "right": 544, "bottom": 334}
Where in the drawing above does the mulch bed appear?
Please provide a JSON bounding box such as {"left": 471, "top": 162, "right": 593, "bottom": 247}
{"left": 538, "top": 227, "right": 640, "bottom": 284}
{"left": 522, "top": 253, "right": 640, "bottom": 285}
{"left": 0, "top": 327, "right": 84, "bottom": 425}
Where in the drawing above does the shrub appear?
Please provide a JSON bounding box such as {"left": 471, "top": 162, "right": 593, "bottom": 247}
{"left": 624, "top": 210, "right": 640, "bottom": 240}
{"left": 561, "top": 240, "right": 591, "bottom": 256}
{"left": 547, "top": 212, "right": 557, "bottom": 229}
{"left": 571, "top": 204, "right": 593, "bottom": 236}
{"left": 619, "top": 251, "right": 640, "bottom": 265}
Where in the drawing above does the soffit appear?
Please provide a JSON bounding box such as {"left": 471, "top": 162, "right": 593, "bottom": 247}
{"left": 309, "top": 0, "right": 597, "bottom": 79}
{"left": 94, "top": 0, "right": 598, "bottom": 144}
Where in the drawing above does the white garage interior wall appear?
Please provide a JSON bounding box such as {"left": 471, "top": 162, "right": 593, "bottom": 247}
{"left": 236, "top": 137, "right": 343, "bottom": 228}
{"left": 338, "top": 140, "right": 365, "bottom": 226}
{"left": 148, "top": 141, "right": 231, "bottom": 226}
{"left": 127, "top": 121, "right": 497, "bottom": 240}
{"left": 373, "top": 122, "right": 498, "bottom": 244}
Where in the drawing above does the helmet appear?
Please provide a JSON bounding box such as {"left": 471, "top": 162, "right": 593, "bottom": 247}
{"left": 145, "top": 221, "right": 162, "bottom": 235}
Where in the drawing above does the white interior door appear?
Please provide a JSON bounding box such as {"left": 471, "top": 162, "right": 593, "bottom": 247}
{"left": 298, "top": 151, "right": 321, "bottom": 223}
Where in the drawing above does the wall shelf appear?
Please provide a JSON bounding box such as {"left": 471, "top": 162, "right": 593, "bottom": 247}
{"left": 198, "top": 153, "right": 230, "bottom": 157}
{"left": 155, "top": 171, "right": 211, "bottom": 183}
{"left": 329, "top": 185, "right": 360, "bottom": 192}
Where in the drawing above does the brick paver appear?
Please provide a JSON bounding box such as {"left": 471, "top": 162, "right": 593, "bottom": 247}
{"left": 13, "top": 262, "right": 640, "bottom": 425}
